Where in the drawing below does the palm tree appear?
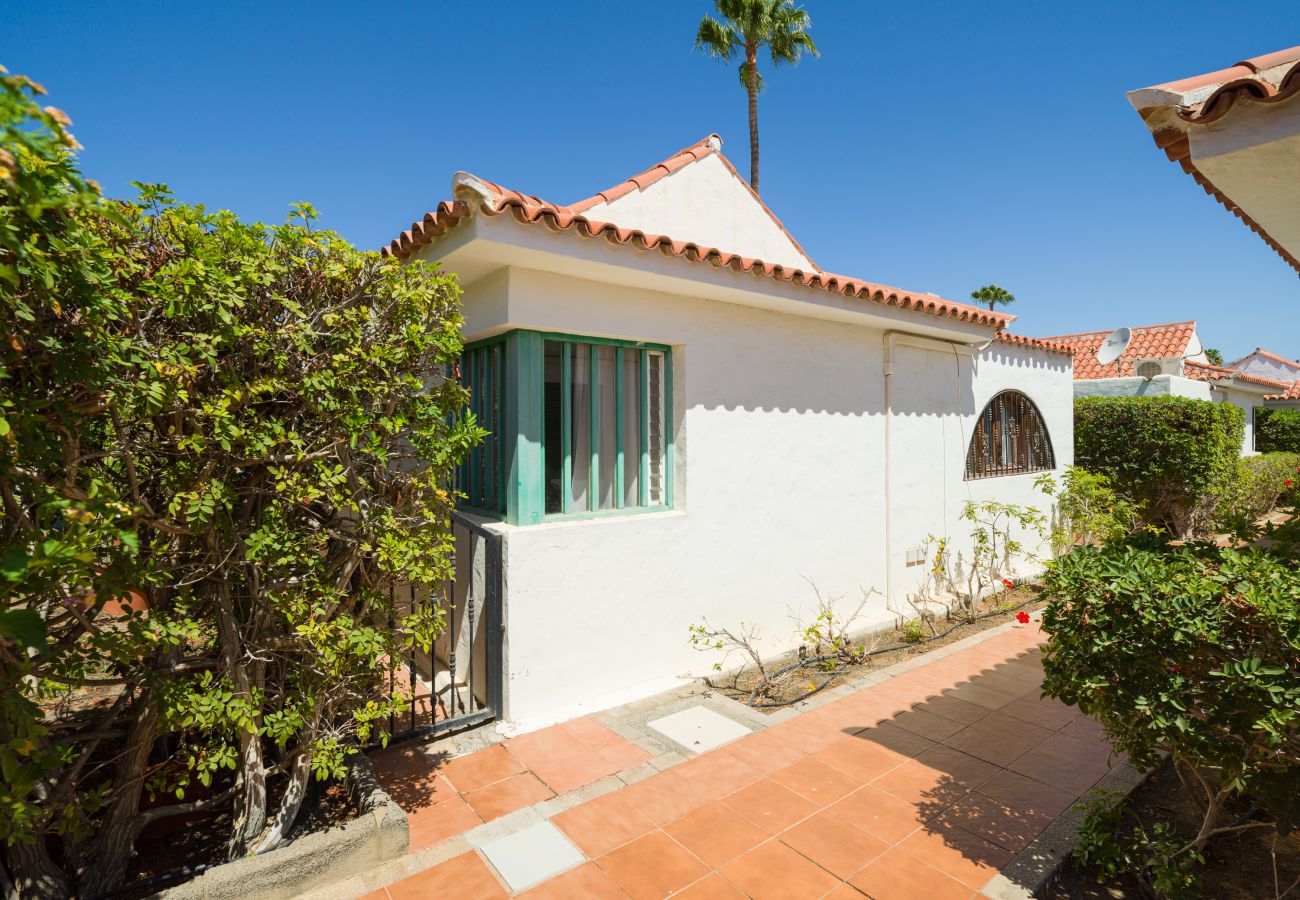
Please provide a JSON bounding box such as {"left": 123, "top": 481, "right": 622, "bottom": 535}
{"left": 970, "top": 284, "right": 1015, "bottom": 313}
{"left": 695, "top": 0, "right": 817, "bottom": 194}
{"left": 1204, "top": 348, "right": 1224, "bottom": 366}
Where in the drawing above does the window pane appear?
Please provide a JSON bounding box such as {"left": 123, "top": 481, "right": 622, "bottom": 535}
{"left": 543, "top": 341, "right": 563, "bottom": 514}
{"left": 622, "top": 350, "right": 641, "bottom": 507}
{"left": 647, "top": 351, "right": 665, "bottom": 505}
{"left": 570, "top": 344, "right": 591, "bottom": 511}
{"left": 597, "top": 346, "right": 616, "bottom": 510}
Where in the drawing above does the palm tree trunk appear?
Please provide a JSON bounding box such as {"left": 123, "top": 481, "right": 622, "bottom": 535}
{"left": 746, "top": 43, "right": 759, "bottom": 193}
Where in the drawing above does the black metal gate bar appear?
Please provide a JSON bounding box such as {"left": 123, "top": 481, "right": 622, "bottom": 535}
{"left": 374, "top": 510, "right": 503, "bottom": 748}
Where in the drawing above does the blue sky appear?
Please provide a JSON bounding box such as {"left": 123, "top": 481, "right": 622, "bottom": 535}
{"left": 4, "top": 1, "right": 1296, "bottom": 360}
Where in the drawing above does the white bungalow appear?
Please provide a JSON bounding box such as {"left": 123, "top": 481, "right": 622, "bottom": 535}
{"left": 1042, "top": 321, "right": 1287, "bottom": 456}
{"left": 385, "top": 135, "right": 1073, "bottom": 728}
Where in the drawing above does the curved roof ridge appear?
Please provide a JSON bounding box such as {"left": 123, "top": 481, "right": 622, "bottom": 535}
{"left": 1041, "top": 320, "right": 1196, "bottom": 341}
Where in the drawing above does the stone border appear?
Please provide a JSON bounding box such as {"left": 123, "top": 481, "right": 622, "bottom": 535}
{"left": 157, "top": 753, "right": 408, "bottom": 900}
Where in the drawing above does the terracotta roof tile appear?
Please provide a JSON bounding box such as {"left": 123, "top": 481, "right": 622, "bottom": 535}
{"left": 1267, "top": 381, "right": 1300, "bottom": 400}
{"left": 994, "top": 332, "right": 1075, "bottom": 356}
{"left": 1128, "top": 47, "right": 1300, "bottom": 275}
{"left": 382, "top": 138, "right": 1011, "bottom": 331}
{"left": 1040, "top": 321, "right": 1197, "bottom": 379}
{"left": 1183, "top": 360, "right": 1291, "bottom": 390}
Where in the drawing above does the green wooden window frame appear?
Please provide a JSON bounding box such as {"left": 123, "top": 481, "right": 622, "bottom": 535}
{"left": 457, "top": 329, "right": 673, "bottom": 525}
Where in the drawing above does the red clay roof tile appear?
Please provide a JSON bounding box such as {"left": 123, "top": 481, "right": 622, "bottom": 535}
{"left": 383, "top": 136, "right": 1011, "bottom": 331}
{"left": 1040, "top": 321, "right": 1198, "bottom": 379}
{"left": 1129, "top": 47, "right": 1300, "bottom": 275}
{"left": 994, "top": 333, "right": 1074, "bottom": 356}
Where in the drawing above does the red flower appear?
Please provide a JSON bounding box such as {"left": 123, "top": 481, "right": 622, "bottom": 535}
{"left": 1287, "top": 480, "right": 1294, "bottom": 487}
{"left": 1001, "top": 578, "right": 1015, "bottom": 590}
{"left": 1015, "top": 611, "right": 1030, "bottom": 624}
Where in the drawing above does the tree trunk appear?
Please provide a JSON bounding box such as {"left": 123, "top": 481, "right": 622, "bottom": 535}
{"left": 5, "top": 839, "right": 68, "bottom": 900}
{"left": 251, "top": 740, "right": 314, "bottom": 855}
{"left": 215, "top": 578, "right": 267, "bottom": 861}
{"left": 76, "top": 697, "right": 159, "bottom": 898}
{"left": 746, "top": 44, "right": 759, "bottom": 193}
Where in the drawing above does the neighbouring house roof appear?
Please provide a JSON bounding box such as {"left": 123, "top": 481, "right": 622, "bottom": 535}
{"left": 382, "top": 135, "right": 1013, "bottom": 331}
{"left": 1266, "top": 381, "right": 1300, "bottom": 400}
{"left": 1040, "top": 321, "right": 1198, "bottom": 379}
{"left": 993, "top": 332, "right": 1075, "bottom": 357}
{"left": 1127, "top": 47, "right": 1300, "bottom": 275}
{"left": 1183, "top": 360, "right": 1292, "bottom": 391}
{"left": 1228, "top": 347, "right": 1300, "bottom": 369}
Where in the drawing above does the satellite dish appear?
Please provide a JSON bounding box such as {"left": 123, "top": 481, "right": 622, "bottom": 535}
{"left": 1096, "top": 327, "right": 1132, "bottom": 366}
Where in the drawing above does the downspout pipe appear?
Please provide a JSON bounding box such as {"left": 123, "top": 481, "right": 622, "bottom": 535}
{"left": 881, "top": 331, "right": 985, "bottom": 611}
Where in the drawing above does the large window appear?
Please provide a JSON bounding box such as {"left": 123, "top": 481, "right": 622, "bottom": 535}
{"left": 965, "top": 390, "right": 1054, "bottom": 479}
{"left": 542, "top": 337, "right": 670, "bottom": 516}
{"left": 457, "top": 330, "right": 671, "bottom": 523}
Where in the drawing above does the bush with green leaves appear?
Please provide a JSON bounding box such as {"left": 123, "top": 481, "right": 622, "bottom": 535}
{"left": 1040, "top": 541, "right": 1300, "bottom": 894}
{"left": 1213, "top": 451, "right": 1300, "bottom": 528}
{"left": 1035, "top": 466, "right": 1141, "bottom": 552}
{"left": 0, "top": 69, "right": 479, "bottom": 896}
{"left": 1073, "top": 395, "right": 1242, "bottom": 537}
{"left": 1256, "top": 407, "right": 1300, "bottom": 455}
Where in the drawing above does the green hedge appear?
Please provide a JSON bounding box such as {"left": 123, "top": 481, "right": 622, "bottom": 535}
{"left": 1074, "top": 396, "right": 1242, "bottom": 536}
{"left": 1216, "top": 451, "right": 1300, "bottom": 525}
{"left": 1256, "top": 407, "right": 1300, "bottom": 454}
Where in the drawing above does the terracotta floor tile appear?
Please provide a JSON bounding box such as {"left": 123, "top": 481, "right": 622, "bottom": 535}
{"left": 891, "top": 708, "right": 968, "bottom": 742}
{"left": 779, "top": 809, "right": 890, "bottom": 879}
{"left": 675, "top": 749, "right": 764, "bottom": 800}
{"left": 976, "top": 769, "right": 1079, "bottom": 819}
{"left": 358, "top": 890, "right": 389, "bottom": 900}
{"left": 597, "top": 737, "right": 654, "bottom": 771}
{"left": 720, "top": 839, "right": 842, "bottom": 900}
{"left": 620, "top": 769, "right": 711, "bottom": 827}
{"left": 942, "top": 718, "right": 1052, "bottom": 767}
{"left": 829, "top": 786, "right": 927, "bottom": 844}
{"left": 765, "top": 716, "right": 847, "bottom": 755}
{"left": 595, "top": 830, "right": 708, "bottom": 900}
{"left": 849, "top": 722, "right": 937, "bottom": 759}
{"left": 811, "top": 737, "right": 907, "bottom": 782}
{"left": 517, "top": 862, "right": 627, "bottom": 899}
{"left": 848, "top": 849, "right": 974, "bottom": 900}
{"left": 462, "top": 771, "right": 554, "bottom": 821}
{"left": 664, "top": 800, "right": 767, "bottom": 868}
{"left": 998, "top": 695, "right": 1080, "bottom": 732}
{"left": 552, "top": 790, "right": 657, "bottom": 858}
{"left": 916, "top": 694, "right": 991, "bottom": 727}
{"left": 871, "top": 755, "right": 979, "bottom": 812}
{"left": 439, "top": 744, "right": 525, "bottom": 794}
{"left": 939, "top": 791, "right": 1053, "bottom": 852}
{"left": 386, "top": 850, "right": 506, "bottom": 899}
{"left": 824, "top": 885, "right": 870, "bottom": 898}
{"left": 1060, "top": 715, "right": 1108, "bottom": 743}
{"left": 940, "top": 681, "right": 1021, "bottom": 712}
{"left": 529, "top": 743, "right": 627, "bottom": 794}
{"left": 562, "top": 716, "right": 622, "bottom": 747}
{"left": 504, "top": 724, "right": 588, "bottom": 769}
{"left": 899, "top": 824, "right": 1014, "bottom": 888}
{"left": 407, "top": 795, "right": 482, "bottom": 850}
{"left": 670, "top": 874, "right": 746, "bottom": 899}
{"left": 721, "top": 778, "right": 820, "bottom": 835}
{"left": 724, "top": 729, "right": 809, "bottom": 774}
{"left": 770, "top": 757, "right": 860, "bottom": 806}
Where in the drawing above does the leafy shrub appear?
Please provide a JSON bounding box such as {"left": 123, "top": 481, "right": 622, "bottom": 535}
{"left": 0, "top": 70, "right": 479, "bottom": 895}
{"left": 1256, "top": 407, "right": 1300, "bottom": 454}
{"left": 1040, "top": 542, "right": 1300, "bottom": 890}
{"left": 1074, "top": 790, "right": 1202, "bottom": 899}
{"left": 1213, "top": 451, "right": 1300, "bottom": 527}
{"left": 1035, "top": 466, "right": 1141, "bottom": 552}
{"left": 1073, "top": 396, "right": 1242, "bottom": 537}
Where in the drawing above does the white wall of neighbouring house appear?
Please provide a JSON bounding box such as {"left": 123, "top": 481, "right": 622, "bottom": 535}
{"left": 1212, "top": 385, "right": 1268, "bottom": 456}
{"left": 458, "top": 268, "right": 1071, "bottom": 729}
{"left": 1234, "top": 353, "right": 1300, "bottom": 382}
{"left": 1072, "top": 375, "right": 1214, "bottom": 401}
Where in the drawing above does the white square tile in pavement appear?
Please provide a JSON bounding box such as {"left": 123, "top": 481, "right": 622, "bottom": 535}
{"left": 479, "top": 820, "right": 585, "bottom": 892}
{"left": 647, "top": 705, "right": 752, "bottom": 753}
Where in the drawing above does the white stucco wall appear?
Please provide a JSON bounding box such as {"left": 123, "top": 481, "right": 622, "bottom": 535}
{"left": 1234, "top": 352, "right": 1300, "bottom": 381}
{"left": 456, "top": 267, "right": 1072, "bottom": 728}
{"left": 575, "top": 152, "right": 815, "bottom": 271}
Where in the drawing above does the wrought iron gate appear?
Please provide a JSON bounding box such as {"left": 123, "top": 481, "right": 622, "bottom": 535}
{"left": 379, "top": 511, "right": 503, "bottom": 745}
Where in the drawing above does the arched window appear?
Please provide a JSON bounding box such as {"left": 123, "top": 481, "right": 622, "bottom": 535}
{"left": 965, "top": 390, "right": 1054, "bottom": 479}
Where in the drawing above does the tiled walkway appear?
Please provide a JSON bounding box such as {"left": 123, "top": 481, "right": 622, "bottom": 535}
{"left": 359, "top": 620, "right": 1121, "bottom": 899}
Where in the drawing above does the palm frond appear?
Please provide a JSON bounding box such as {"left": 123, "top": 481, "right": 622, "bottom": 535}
{"left": 737, "top": 60, "right": 766, "bottom": 93}
{"left": 695, "top": 13, "right": 739, "bottom": 59}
